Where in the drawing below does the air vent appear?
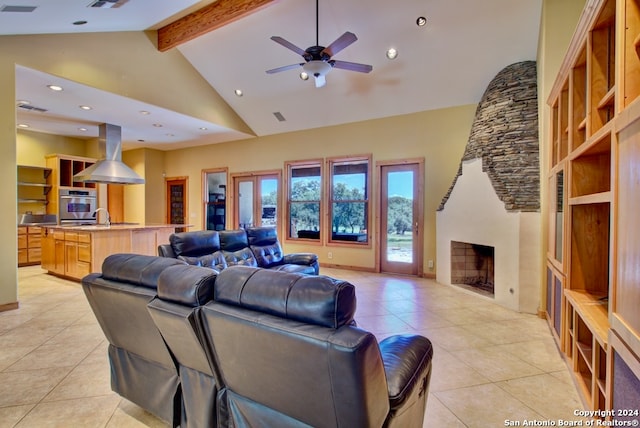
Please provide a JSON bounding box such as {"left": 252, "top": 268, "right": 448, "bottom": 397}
{"left": 18, "top": 104, "right": 48, "bottom": 113}
{"left": 88, "top": 0, "right": 127, "bottom": 8}
{"left": 0, "top": 5, "right": 37, "bottom": 12}
{"left": 273, "top": 112, "right": 286, "bottom": 122}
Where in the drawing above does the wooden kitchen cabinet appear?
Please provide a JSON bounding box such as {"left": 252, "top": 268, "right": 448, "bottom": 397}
{"left": 42, "top": 224, "right": 176, "bottom": 281}
{"left": 18, "top": 226, "right": 43, "bottom": 266}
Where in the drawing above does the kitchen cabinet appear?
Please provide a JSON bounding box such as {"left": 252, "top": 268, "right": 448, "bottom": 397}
{"left": 545, "top": 0, "right": 640, "bottom": 414}
{"left": 45, "top": 154, "right": 97, "bottom": 219}
{"left": 42, "top": 224, "right": 176, "bottom": 281}
{"left": 17, "top": 165, "right": 52, "bottom": 214}
{"left": 18, "top": 226, "right": 43, "bottom": 266}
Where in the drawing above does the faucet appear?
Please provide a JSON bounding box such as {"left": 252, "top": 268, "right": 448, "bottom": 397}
{"left": 92, "top": 208, "right": 111, "bottom": 227}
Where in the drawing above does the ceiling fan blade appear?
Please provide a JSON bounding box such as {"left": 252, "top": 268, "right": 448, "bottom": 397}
{"left": 270, "top": 36, "right": 307, "bottom": 57}
{"left": 266, "top": 63, "right": 304, "bottom": 74}
{"left": 322, "top": 31, "right": 358, "bottom": 57}
{"left": 331, "top": 60, "right": 373, "bottom": 73}
{"left": 314, "top": 74, "right": 326, "bottom": 88}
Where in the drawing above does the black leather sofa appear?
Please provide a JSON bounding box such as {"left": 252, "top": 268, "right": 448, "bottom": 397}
{"left": 158, "top": 227, "right": 319, "bottom": 275}
{"left": 83, "top": 254, "right": 433, "bottom": 428}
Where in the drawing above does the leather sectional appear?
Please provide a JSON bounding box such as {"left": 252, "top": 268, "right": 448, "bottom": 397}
{"left": 158, "top": 227, "right": 319, "bottom": 275}
{"left": 82, "top": 253, "right": 433, "bottom": 427}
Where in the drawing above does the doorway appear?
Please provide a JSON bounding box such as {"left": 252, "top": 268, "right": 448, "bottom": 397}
{"left": 232, "top": 172, "right": 280, "bottom": 230}
{"left": 166, "top": 177, "right": 187, "bottom": 232}
{"left": 378, "top": 160, "right": 424, "bottom": 275}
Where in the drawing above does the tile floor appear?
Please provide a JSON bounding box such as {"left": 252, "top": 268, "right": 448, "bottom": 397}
{"left": 0, "top": 265, "right": 586, "bottom": 427}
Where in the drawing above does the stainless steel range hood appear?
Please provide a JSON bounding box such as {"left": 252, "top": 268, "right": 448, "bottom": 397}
{"left": 73, "top": 123, "right": 145, "bottom": 185}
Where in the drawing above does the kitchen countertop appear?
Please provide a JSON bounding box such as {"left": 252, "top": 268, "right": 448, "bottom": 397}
{"left": 44, "top": 223, "right": 190, "bottom": 231}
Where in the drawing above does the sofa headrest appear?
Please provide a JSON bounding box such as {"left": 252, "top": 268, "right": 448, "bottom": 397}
{"left": 170, "top": 231, "right": 220, "bottom": 257}
{"left": 157, "top": 264, "right": 218, "bottom": 307}
{"left": 214, "top": 266, "right": 356, "bottom": 328}
{"left": 101, "top": 254, "right": 186, "bottom": 289}
{"left": 246, "top": 226, "right": 278, "bottom": 246}
{"left": 219, "top": 229, "right": 249, "bottom": 252}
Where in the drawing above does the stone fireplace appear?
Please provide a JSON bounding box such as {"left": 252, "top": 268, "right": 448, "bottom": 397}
{"left": 436, "top": 61, "right": 541, "bottom": 314}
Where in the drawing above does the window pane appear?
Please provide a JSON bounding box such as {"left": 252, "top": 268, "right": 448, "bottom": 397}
{"left": 238, "top": 180, "right": 254, "bottom": 228}
{"left": 332, "top": 162, "right": 367, "bottom": 200}
{"left": 289, "top": 202, "right": 320, "bottom": 239}
{"left": 331, "top": 202, "right": 367, "bottom": 241}
{"left": 288, "top": 162, "right": 321, "bottom": 240}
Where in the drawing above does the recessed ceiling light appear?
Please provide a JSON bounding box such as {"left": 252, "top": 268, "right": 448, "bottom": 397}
{"left": 299, "top": 72, "right": 309, "bottom": 81}
{"left": 416, "top": 16, "right": 427, "bottom": 26}
{"left": 386, "top": 48, "right": 398, "bottom": 60}
{"left": 17, "top": 123, "right": 30, "bottom": 128}
{"left": 139, "top": 110, "right": 150, "bottom": 115}
{"left": 166, "top": 133, "right": 175, "bottom": 137}
{"left": 152, "top": 123, "right": 163, "bottom": 127}
{"left": 199, "top": 127, "right": 208, "bottom": 131}
{"left": 234, "top": 89, "right": 243, "bottom": 97}
{"left": 78, "top": 127, "right": 88, "bottom": 132}
{"left": 73, "top": 20, "right": 88, "bottom": 26}
{"left": 16, "top": 100, "right": 30, "bottom": 106}
{"left": 79, "top": 105, "right": 92, "bottom": 110}
{"left": 47, "top": 84, "right": 63, "bottom": 91}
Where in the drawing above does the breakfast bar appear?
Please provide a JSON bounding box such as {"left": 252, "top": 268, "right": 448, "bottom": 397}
{"left": 40, "top": 224, "right": 182, "bottom": 281}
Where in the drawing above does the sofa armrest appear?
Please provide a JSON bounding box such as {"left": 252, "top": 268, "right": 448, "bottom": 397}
{"left": 158, "top": 244, "right": 176, "bottom": 258}
{"left": 282, "top": 252, "right": 318, "bottom": 266}
{"left": 379, "top": 334, "right": 433, "bottom": 411}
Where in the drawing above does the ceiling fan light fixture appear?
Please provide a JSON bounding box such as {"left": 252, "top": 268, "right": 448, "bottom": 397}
{"left": 386, "top": 48, "right": 398, "bottom": 60}
{"left": 302, "top": 60, "right": 332, "bottom": 77}
{"left": 300, "top": 72, "right": 309, "bottom": 81}
{"left": 417, "top": 16, "right": 427, "bottom": 27}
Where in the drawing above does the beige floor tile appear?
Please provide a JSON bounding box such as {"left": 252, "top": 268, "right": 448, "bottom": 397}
{"left": 0, "top": 405, "right": 34, "bottom": 428}
{"left": 495, "top": 338, "right": 568, "bottom": 373}
{"left": 0, "top": 367, "right": 70, "bottom": 407}
{"left": 15, "top": 395, "right": 121, "bottom": 428}
{"left": 0, "top": 345, "right": 38, "bottom": 371}
{"left": 5, "top": 341, "right": 99, "bottom": 372}
{"left": 423, "top": 394, "right": 466, "bottom": 427}
{"left": 418, "top": 325, "right": 495, "bottom": 351}
{"left": 106, "top": 400, "right": 170, "bottom": 428}
{"left": 429, "top": 346, "right": 491, "bottom": 392}
{"left": 43, "top": 361, "right": 113, "bottom": 402}
{"left": 452, "top": 346, "right": 543, "bottom": 382}
{"left": 435, "top": 383, "right": 544, "bottom": 428}
{"left": 496, "top": 373, "right": 584, "bottom": 420}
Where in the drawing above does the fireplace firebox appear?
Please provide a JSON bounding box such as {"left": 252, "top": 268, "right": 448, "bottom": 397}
{"left": 450, "top": 241, "right": 495, "bottom": 296}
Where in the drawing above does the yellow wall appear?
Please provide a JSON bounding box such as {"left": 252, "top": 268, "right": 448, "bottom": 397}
{"left": 17, "top": 130, "right": 88, "bottom": 166}
{"left": 163, "top": 105, "right": 476, "bottom": 271}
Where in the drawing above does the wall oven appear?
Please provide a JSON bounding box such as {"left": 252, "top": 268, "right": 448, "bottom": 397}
{"left": 59, "top": 189, "right": 97, "bottom": 224}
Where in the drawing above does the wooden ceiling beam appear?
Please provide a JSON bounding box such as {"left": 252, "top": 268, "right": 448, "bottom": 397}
{"left": 157, "top": 0, "right": 278, "bottom": 52}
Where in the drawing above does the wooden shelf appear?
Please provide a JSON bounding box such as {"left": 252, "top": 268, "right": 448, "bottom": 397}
{"left": 569, "top": 191, "right": 611, "bottom": 205}
{"left": 565, "top": 289, "right": 609, "bottom": 345}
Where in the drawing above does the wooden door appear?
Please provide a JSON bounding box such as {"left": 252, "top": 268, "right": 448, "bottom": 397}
{"left": 166, "top": 178, "right": 187, "bottom": 232}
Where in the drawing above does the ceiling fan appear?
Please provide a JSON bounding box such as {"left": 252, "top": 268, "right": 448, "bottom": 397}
{"left": 265, "top": 0, "right": 373, "bottom": 88}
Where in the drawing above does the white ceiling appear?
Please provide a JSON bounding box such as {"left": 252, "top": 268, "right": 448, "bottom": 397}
{"left": 3, "top": 0, "right": 543, "bottom": 150}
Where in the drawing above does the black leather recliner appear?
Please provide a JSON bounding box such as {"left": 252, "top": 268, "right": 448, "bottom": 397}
{"left": 147, "top": 264, "right": 220, "bottom": 428}
{"left": 198, "top": 266, "right": 433, "bottom": 427}
{"left": 81, "top": 254, "right": 188, "bottom": 427}
{"left": 158, "top": 227, "right": 319, "bottom": 275}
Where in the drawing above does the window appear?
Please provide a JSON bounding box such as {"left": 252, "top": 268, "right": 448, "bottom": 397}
{"left": 328, "top": 156, "right": 370, "bottom": 244}
{"left": 232, "top": 172, "right": 280, "bottom": 229}
{"left": 286, "top": 160, "right": 322, "bottom": 240}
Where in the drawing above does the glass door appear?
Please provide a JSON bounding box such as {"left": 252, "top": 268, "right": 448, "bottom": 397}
{"left": 380, "top": 162, "right": 422, "bottom": 275}
{"left": 233, "top": 174, "right": 279, "bottom": 229}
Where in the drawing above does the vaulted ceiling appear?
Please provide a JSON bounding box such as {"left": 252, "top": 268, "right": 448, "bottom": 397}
{"left": 3, "top": 0, "right": 543, "bottom": 150}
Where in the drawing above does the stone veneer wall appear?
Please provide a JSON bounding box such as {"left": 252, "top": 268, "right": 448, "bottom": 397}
{"left": 438, "top": 61, "right": 539, "bottom": 212}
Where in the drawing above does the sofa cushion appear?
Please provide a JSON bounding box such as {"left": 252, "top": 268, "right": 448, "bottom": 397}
{"left": 223, "top": 248, "right": 258, "bottom": 268}
{"left": 157, "top": 264, "right": 218, "bottom": 307}
{"left": 268, "top": 264, "right": 317, "bottom": 275}
{"left": 101, "top": 253, "right": 186, "bottom": 289}
{"left": 214, "top": 266, "right": 356, "bottom": 328}
{"left": 246, "top": 227, "right": 284, "bottom": 268}
{"left": 170, "top": 230, "right": 220, "bottom": 257}
{"left": 219, "top": 229, "right": 249, "bottom": 252}
{"left": 178, "top": 251, "right": 228, "bottom": 271}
